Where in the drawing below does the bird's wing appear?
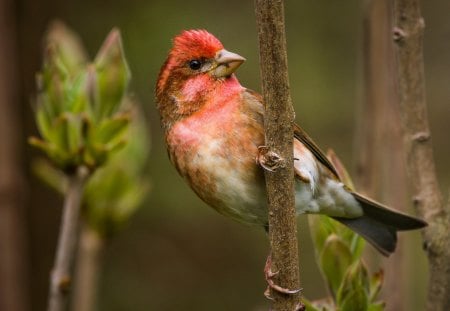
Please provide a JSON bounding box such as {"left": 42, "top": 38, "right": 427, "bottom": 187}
{"left": 293, "top": 124, "right": 340, "bottom": 180}
{"left": 244, "top": 88, "right": 340, "bottom": 180}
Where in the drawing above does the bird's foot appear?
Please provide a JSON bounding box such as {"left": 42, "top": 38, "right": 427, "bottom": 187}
{"left": 264, "top": 254, "right": 301, "bottom": 299}
{"left": 256, "top": 146, "right": 285, "bottom": 172}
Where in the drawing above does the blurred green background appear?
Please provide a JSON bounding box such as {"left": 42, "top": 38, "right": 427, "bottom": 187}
{"left": 8, "top": 0, "right": 450, "bottom": 310}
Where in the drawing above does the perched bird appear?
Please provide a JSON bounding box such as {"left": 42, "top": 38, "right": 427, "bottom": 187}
{"left": 155, "top": 29, "right": 426, "bottom": 257}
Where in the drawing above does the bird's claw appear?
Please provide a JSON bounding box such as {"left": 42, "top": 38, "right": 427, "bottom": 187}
{"left": 256, "top": 146, "right": 285, "bottom": 172}
{"left": 295, "top": 302, "right": 306, "bottom": 311}
{"left": 264, "top": 254, "right": 301, "bottom": 298}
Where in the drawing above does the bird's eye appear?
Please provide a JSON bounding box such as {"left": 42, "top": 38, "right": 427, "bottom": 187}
{"left": 188, "top": 59, "right": 202, "bottom": 70}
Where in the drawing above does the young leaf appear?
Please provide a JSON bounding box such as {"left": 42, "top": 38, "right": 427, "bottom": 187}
{"left": 45, "top": 20, "right": 88, "bottom": 73}
{"left": 93, "top": 29, "right": 131, "bottom": 120}
{"left": 320, "top": 234, "right": 353, "bottom": 297}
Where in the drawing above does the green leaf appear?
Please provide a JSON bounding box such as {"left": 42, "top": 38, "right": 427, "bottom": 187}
{"left": 45, "top": 20, "right": 88, "bottom": 74}
{"left": 84, "top": 141, "right": 108, "bottom": 168}
{"left": 337, "top": 261, "right": 370, "bottom": 307}
{"left": 31, "top": 158, "right": 67, "bottom": 194}
{"left": 368, "top": 301, "right": 385, "bottom": 311}
{"left": 65, "top": 113, "right": 83, "bottom": 156}
{"left": 82, "top": 113, "right": 150, "bottom": 236}
{"left": 93, "top": 114, "right": 130, "bottom": 145}
{"left": 320, "top": 234, "right": 353, "bottom": 297}
{"left": 41, "top": 50, "right": 66, "bottom": 119}
{"left": 339, "top": 285, "right": 368, "bottom": 311}
{"left": 301, "top": 299, "right": 321, "bottom": 311}
{"left": 309, "top": 215, "right": 335, "bottom": 254}
{"left": 36, "top": 103, "right": 53, "bottom": 141}
{"left": 64, "top": 71, "right": 90, "bottom": 113}
{"left": 350, "top": 233, "right": 366, "bottom": 260}
{"left": 28, "top": 137, "right": 53, "bottom": 154}
{"left": 369, "top": 270, "right": 384, "bottom": 302}
{"left": 93, "top": 29, "right": 130, "bottom": 120}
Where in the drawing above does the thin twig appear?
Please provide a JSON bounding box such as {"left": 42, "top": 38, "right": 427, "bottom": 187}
{"left": 48, "top": 166, "right": 89, "bottom": 311}
{"left": 72, "top": 225, "right": 104, "bottom": 311}
{"left": 254, "top": 1, "right": 302, "bottom": 310}
{"left": 393, "top": 0, "right": 450, "bottom": 310}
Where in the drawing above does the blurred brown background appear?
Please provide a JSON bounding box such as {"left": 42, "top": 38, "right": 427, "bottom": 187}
{"left": 1, "top": 0, "right": 449, "bottom": 310}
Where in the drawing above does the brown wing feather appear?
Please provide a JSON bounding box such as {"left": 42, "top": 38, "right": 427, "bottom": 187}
{"left": 245, "top": 88, "right": 340, "bottom": 180}
{"left": 293, "top": 124, "right": 340, "bottom": 179}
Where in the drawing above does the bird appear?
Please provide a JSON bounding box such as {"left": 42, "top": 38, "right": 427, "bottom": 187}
{"left": 155, "top": 29, "right": 426, "bottom": 258}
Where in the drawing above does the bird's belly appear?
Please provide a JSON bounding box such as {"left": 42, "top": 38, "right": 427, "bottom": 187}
{"left": 168, "top": 128, "right": 268, "bottom": 225}
{"left": 295, "top": 178, "right": 362, "bottom": 218}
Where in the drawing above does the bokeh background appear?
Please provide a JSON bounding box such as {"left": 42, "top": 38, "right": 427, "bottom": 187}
{"left": 1, "top": 0, "right": 449, "bottom": 310}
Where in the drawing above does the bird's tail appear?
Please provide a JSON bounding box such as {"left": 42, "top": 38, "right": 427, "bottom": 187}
{"left": 333, "top": 192, "right": 427, "bottom": 256}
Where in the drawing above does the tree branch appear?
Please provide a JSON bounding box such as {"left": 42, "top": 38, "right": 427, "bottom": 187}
{"left": 48, "top": 166, "right": 89, "bottom": 311}
{"left": 72, "top": 225, "right": 104, "bottom": 311}
{"left": 254, "top": 1, "right": 301, "bottom": 310}
{"left": 357, "top": 1, "right": 410, "bottom": 309}
{"left": 393, "top": 1, "right": 450, "bottom": 310}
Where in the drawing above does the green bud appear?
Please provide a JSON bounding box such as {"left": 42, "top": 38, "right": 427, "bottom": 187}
{"left": 309, "top": 215, "right": 335, "bottom": 254}
{"left": 83, "top": 113, "right": 149, "bottom": 236}
{"left": 349, "top": 232, "right": 366, "bottom": 260}
{"left": 339, "top": 285, "right": 368, "bottom": 311}
{"left": 35, "top": 99, "right": 53, "bottom": 142}
{"left": 320, "top": 234, "right": 353, "bottom": 297}
{"left": 369, "top": 270, "right": 384, "bottom": 302}
{"left": 301, "top": 299, "right": 320, "bottom": 311}
{"left": 93, "top": 29, "right": 131, "bottom": 120}
{"left": 92, "top": 113, "right": 130, "bottom": 146}
{"left": 45, "top": 20, "right": 88, "bottom": 74}
{"left": 31, "top": 158, "right": 67, "bottom": 194}
{"left": 40, "top": 46, "right": 66, "bottom": 120}
{"left": 337, "top": 261, "right": 370, "bottom": 307}
{"left": 368, "top": 302, "right": 385, "bottom": 311}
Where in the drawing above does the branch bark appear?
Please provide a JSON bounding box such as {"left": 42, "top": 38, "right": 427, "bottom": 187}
{"left": 72, "top": 225, "right": 104, "bottom": 311}
{"left": 48, "top": 166, "right": 89, "bottom": 311}
{"left": 393, "top": 1, "right": 450, "bottom": 310}
{"left": 254, "top": 1, "right": 301, "bottom": 310}
{"left": 357, "top": 1, "right": 410, "bottom": 309}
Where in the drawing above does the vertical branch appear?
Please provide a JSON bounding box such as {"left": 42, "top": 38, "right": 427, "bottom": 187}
{"left": 48, "top": 166, "right": 89, "bottom": 311}
{"left": 393, "top": 0, "right": 450, "bottom": 310}
{"left": 254, "top": 1, "right": 301, "bottom": 310}
{"left": 72, "top": 225, "right": 105, "bottom": 311}
{"left": 0, "top": 0, "right": 29, "bottom": 310}
{"left": 357, "top": 1, "right": 410, "bottom": 309}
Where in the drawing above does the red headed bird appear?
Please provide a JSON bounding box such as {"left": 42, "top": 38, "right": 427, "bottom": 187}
{"left": 155, "top": 29, "right": 426, "bottom": 256}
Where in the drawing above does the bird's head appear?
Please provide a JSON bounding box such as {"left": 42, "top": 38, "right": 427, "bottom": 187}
{"left": 156, "top": 29, "right": 246, "bottom": 95}
{"left": 155, "top": 30, "right": 246, "bottom": 130}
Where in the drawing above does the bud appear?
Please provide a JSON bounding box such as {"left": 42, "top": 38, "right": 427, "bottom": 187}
{"left": 45, "top": 20, "right": 88, "bottom": 74}
{"left": 93, "top": 29, "right": 131, "bottom": 120}
{"left": 337, "top": 261, "right": 370, "bottom": 308}
{"left": 30, "top": 22, "right": 132, "bottom": 172}
{"left": 320, "top": 234, "right": 353, "bottom": 297}
{"left": 369, "top": 270, "right": 384, "bottom": 302}
{"left": 83, "top": 112, "right": 149, "bottom": 236}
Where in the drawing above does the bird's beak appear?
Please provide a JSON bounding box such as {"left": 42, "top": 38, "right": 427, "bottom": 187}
{"left": 213, "top": 49, "right": 246, "bottom": 78}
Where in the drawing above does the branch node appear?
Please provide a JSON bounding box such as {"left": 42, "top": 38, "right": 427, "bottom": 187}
{"left": 57, "top": 275, "right": 71, "bottom": 293}
{"left": 412, "top": 131, "right": 430, "bottom": 143}
{"left": 412, "top": 195, "right": 422, "bottom": 208}
{"left": 257, "top": 146, "right": 285, "bottom": 172}
{"left": 393, "top": 27, "right": 407, "bottom": 42}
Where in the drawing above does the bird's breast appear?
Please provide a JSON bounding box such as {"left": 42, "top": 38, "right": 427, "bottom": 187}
{"left": 165, "top": 98, "right": 268, "bottom": 224}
